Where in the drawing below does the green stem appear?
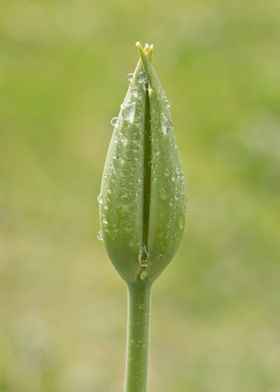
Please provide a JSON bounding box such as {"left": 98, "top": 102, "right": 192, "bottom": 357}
{"left": 124, "top": 281, "right": 152, "bottom": 392}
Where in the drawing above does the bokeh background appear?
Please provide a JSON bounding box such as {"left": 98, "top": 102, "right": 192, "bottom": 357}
{"left": 1, "top": 0, "right": 280, "bottom": 391}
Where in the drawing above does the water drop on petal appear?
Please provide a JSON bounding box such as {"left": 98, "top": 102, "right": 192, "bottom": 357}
{"left": 139, "top": 270, "right": 148, "bottom": 281}
{"left": 97, "top": 193, "right": 103, "bottom": 204}
{"left": 161, "top": 113, "right": 172, "bottom": 135}
{"left": 166, "top": 99, "right": 171, "bottom": 108}
{"left": 111, "top": 117, "right": 118, "bottom": 126}
{"left": 160, "top": 188, "right": 167, "bottom": 200}
{"left": 163, "top": 168, "right": 170, "bottom": 177}
{"left": 97, "top": 230, "right": 103, "bottom": 241}
{"left": 138, "top": 245, "right": 149, "bottom": 267}
{"left": 122, "top": 102, "right": 136, "bottom": 123}
{"left": 120, "top": 194, "right": 129, "bottom": 203}
{"left": 138, "top": 71, "right": 146, "bottom": 84}
{"left": 178, "top": 216, "right": 184, "bottom": 230}
{"left": 127, "top": 72, "right": 134, "bottom": 82}
{"left": 131, "top": 87, "right": 138, "bottom": 98}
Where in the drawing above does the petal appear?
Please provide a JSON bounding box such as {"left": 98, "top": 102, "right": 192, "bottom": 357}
{"left": 100, "top": 60, "right": 147, "bottom": 282}
{"left": 138, "top": 46, "right": 186, "bottom": 281}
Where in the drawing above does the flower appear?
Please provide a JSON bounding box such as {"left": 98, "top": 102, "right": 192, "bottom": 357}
{"left": 99, "top": 43, "right": 186, "bottom": 283}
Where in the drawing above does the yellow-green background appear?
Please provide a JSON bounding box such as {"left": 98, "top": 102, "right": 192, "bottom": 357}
{"left": 1, "top": 1, "right": 280, "bottom": 391}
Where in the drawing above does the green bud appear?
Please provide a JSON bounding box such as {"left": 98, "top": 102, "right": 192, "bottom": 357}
{"left": 99, "top": 43, "right": 186, "bottom": 284}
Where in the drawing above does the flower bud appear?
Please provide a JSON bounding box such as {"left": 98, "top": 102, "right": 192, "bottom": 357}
{"left": 99, "top": 43, "right": 186, "bottom": 283}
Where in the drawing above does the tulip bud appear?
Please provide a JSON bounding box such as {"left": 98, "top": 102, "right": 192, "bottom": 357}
{"left": 99, "top": 43, "right": 186, "bottom": 284}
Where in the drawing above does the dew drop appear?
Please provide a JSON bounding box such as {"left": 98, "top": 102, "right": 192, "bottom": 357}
{"left": 169, "top": 199, "right": 174, "bottom": 207}
{"left": 122, "top": 102, "right": 136, "bottom": 123}
{"left": 120, "top": 194, "right": 129, "bottom": 203}
{"left": 131, "top": 87, "right": 138, "bottom": 98}
{"left": 161, "top": 113, "right": 172, "bottom": 135}
{"left": 160, "top": 188, "right": 167, "bottom": 200}
{"left": 138, "top": 71, "right": 146, "bottom": 84}
{"left": 111, "top": 117, "right": 118, "bottom": 126}
{"left": 102, "top": 219, "right": 108, "bottom": 226}
{"left": 138, "top": 245, "right": 149, "bottom": 267}
{"left": 178, "top": 216, "right": 184, "bottom": 230}
{"left": 127, "top": 72, "right": 134, "bottom": 82}
{"left": 163, "top": 168, "right": 170, "bottom": 177}
{"left": 119, "top": 134, "right": 128, "bottom": 147}
{"left": 97, "top": 230, "right": 103, "bottom": 241}
{"left": 139, "top": 270, "right": 148, "bottom": 281}
{"left": 97, "top": 193, "right": 103, "bottom": 204}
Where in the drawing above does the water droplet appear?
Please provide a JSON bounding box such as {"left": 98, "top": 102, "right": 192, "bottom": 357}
{"left": 163, "top": 168, "right": 170, "bottom": 177}
{"left": 166, "top": 99, "right": 171, "bottom": 108}
{"left": 131, "top": 87, "right": 138, "bottom": 98}
{"left": 161, "top": 113, "right": 172, "bottom": 135}
{"left": 139, "top": 270, "right": 148, "bottom": 281}
{"left": 138, "top": 71, "right": 146, "bottom": 84}
{"left": 160, "top": 188, "right": 167, "bottom": 200}
{"left": 120, "top": 194, "right": 129, "bottom": 203}
{"left": 122, "top": 102, "right": 136, "bottom": 123}
{"left": 138, "top": 245, "right": 149, "bottom": 267}
{"left": 97, "top": 193, "right": 103, "bottom": 204}
{"left": 119, "top": 134, "right": 128, "bottom": 147}
{"left": 178, "top": 216, "right": 184, "bottom": 230}
{"left": 127, "top": 72, "right": 134, "bottom": 82}
{"left": 111, "top": 117, "right": 118, "bottom": 126}
{"left": 97, "top": 230, "right": 103, "bottom": 241}
{"left": 102, "top": 219, "right": 108, "bottom": 226}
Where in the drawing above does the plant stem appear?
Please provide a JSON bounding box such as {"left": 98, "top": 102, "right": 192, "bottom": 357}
{"left": 124, "top": 281, "right": 152, "bottom": 392}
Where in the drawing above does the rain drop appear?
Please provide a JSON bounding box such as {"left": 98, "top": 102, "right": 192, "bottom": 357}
{"left": 138, "top": 245, "right": 149, "bottom": 267}
{"left": 120, "top": 194, "right": 129, "bottom": 203}
{"left": 163, "top": 168, "right": 170, "bottom": 177}
{"left": 122, "top": 102, "right": 136, "bottom": 123}
{"left": 169, "top": 199, "right": 174, "bottom": 207}
{"left": 178, "top": 216, "right": 184, "bottom": 230}
{"left": 102, "top": 219, "right": 108, "bottom": 226}
{"left": 111, "top": 117, "right": 118, "bottom": 126}
{"left": 127, "top": 72, "right": 134, "bottom": 82}
{"left": 139, "top": 270, "right": 148, "bottom": 281}
{"left": 97, "top": 193, "right": 103, "bottom": 204}
{"left": 138, "top": 71, "right": 146, "bottom": 84}
{"left": 161, "top": 113, "right": 172, "bottom": 135}
{"left": 97, "top": 230, "right": 103, "bottom": 241}
{"left": 131, "top": 87, "right": 138, "bottom": 98}
{"left": 160, "top": 188, "right": 167, "bottom": 200}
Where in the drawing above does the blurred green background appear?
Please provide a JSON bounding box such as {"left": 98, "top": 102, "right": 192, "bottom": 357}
{"left": 1, "top": 0, "right": 280, "bottom": 391}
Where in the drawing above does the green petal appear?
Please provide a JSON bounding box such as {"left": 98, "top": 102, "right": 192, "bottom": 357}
{"left": 138, "top": 46, "right": 186, "bottom": 281}
{"left": 99, "top": 60, "right": 147, "bottom": 282}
